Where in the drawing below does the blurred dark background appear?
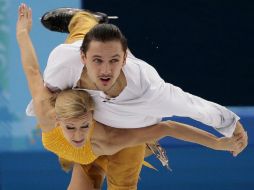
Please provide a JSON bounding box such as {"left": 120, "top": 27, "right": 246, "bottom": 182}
{"left": 83, "top": 0, "right": 254, "bottom": 106}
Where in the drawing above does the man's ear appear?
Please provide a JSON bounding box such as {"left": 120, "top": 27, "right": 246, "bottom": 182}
{"left": 80, "top": 51, "right": 86, "bottom": 65}
{"left": 123, "top": 51, "right": 127, "bottom": 66}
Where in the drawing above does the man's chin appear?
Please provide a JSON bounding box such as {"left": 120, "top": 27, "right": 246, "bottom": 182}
{"left": 97, "top": 83, "right": 113, "bottom": 92}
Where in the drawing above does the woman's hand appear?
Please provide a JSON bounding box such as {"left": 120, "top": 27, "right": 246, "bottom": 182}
{"left": 232, "top": 121, "right": 248, "bottom": 157}
{"left": 216, "top": 133, "right": 244, "bottom": 153}
{"left": 16, "top": 3, "right": 32, "bottom": 39}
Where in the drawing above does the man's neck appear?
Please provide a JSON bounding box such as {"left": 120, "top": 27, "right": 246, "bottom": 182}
{"left": 78, "top": 68, "right": 127, "bottom": 98}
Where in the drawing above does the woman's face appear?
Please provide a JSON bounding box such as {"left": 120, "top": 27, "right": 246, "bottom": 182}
{"left": 58, "top": 113, "right": 92, "bottom": 148}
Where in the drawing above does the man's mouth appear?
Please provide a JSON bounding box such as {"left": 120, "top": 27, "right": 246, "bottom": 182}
{"left": 100, "top": 77, "right": 111, "bottom": 85}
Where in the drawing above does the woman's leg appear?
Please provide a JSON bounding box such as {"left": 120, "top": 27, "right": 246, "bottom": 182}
{"left": 68, "top": 164, "right": 95, "bottom": 190}
{"left": 65, "top": 12, "right": 98, "bottom": 44}
{"left": 68, "top": 163, "right": 105, "bottom": 190}
{"left": 106, "top": 145, "right": 146, "bottom": 190}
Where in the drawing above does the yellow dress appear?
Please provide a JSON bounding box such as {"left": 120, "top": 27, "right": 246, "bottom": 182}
{"left": 41, "top": 122, "right": 154, "bottom": 190}
{"left": 42, "top": 123, "right": 97, "bottom": 165}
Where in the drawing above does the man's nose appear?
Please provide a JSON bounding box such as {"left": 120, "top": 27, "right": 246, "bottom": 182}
{"left": 101, "top": 63, "right": 111, "bottom": 75}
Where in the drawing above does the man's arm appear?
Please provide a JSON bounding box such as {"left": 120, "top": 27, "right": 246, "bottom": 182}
{"left": 137, "top": 62, "right": 248, "bottom": 155}
{"left": 139, "top": 62, "right": 240, "bottom": 136}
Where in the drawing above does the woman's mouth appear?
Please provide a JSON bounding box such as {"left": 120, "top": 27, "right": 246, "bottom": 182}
{"left": 72, "top": 139, "right": 85, "bottom": 147}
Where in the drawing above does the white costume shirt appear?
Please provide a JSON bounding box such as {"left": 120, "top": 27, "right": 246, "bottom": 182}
{"left": 26, "top": 40, "right": 239, "bottom": 137}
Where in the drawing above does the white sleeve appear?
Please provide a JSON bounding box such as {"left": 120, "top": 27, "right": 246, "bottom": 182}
{"left": 43, "top": 44, "right": 83, "bottom": 91}
{"left": 44, "top": 65, "right": 75, "bottom": 91}
{"left": 141, "top": 63, "right": 240, "bottom": 137}
{"left": 26, "top": 43, "right": 83, "bottom": 116}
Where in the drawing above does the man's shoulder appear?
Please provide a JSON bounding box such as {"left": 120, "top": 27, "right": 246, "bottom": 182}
{"left": 44, "top": 41, "right": 84, "bottom": 89}
{"left": 50, "top": 41, "right": 81, "bottom": 57}
{"left": 125, "top": 52, "right": 164, "bottom": 93}
{"left": 124, "top": 53, "right": 160, "bottom": 93}
{"left": 125, "top": 53, "right": 159, "bottom": 80}
{"left": 47, "top": 41, "right": 83, "bottom": 69}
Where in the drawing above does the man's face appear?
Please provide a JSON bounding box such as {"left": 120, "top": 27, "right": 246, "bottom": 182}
{"left": 81, "top": 40, "right": 126, "bottom": 92}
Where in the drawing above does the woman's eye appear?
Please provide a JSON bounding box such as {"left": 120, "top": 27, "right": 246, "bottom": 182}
{"left": 66, "top": 126, "right": 75, "bottom": 130}
{"left": 81, "top": 125, "right": 89, "bottom": 129}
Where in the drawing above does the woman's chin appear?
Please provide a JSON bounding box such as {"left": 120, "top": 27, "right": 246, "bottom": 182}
{"left": 71, "top": 140, "right": 85, "bottom": 148}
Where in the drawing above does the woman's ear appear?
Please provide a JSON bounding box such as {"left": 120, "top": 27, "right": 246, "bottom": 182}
{"left": 54, "top": 113, "right": 63, "bottom": 126}
{"left": 55, "top": 118, "right": 63, "bottom": 128}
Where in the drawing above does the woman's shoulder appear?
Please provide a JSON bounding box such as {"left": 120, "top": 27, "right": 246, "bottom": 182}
{"left": 39, "top": 123, "right": 56, "bottom": 133}
{"left": 90, "top": 122, "right": 113, "bottom": 156}
{"left": 91, "top": 122, "right": 135, "bottom": 156}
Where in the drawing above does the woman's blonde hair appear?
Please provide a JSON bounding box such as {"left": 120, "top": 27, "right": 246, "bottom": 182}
{"left": 51, "top": 89, "right": 94, "bottom": 120}
{"left": 50, "top": 90, "right": 94, "bottom": 172}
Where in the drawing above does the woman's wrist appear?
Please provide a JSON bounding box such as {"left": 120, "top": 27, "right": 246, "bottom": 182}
{"left": 16, "top": 29, "right": 29, "bottom": 41}
{"left": 213, "top": 137, "right": 221, "bottom": 150}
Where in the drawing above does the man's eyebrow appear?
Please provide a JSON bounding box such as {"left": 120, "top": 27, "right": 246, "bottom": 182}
{"left": 111, "top": 54, "right": 121, "bottom": 58}
{"left": 92, "top": 54, "right": 121, "bottom": 58}
{"left": 92, "top": 55, "right": 102, "bottom": 58}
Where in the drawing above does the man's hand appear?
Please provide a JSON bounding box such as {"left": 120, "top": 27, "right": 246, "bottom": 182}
{"left": 232, "top": 121, "right": 248, "bottom": 157}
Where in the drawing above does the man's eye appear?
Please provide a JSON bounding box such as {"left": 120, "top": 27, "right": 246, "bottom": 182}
{"left": 93, "top": 59, "right": 102, "bottom": 64}
{"left": 110, "top": 59, "right": 119, "bottom": 64}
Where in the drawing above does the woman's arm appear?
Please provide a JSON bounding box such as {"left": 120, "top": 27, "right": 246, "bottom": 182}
{"left": 16, "top": 4, "right": 55, "bottom": 131}
{"left": 104, "top": 120, "right": 243, "bottom": 155}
